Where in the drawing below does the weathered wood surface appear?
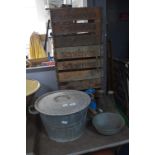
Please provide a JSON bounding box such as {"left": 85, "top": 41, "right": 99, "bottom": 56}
{"left": 50, "top": 7, "right": 101, "bottom": 22}
{"left": 57, "top": 59, "right": 101, "bottom": 71}
{"left": 28, "top": 57, "right": 48, "bottom": 67}
{"left": 58, "top": 69, "right": 101, "bottom": 82}
{"left": 50, "top": 7, "right": 102, "bottom": 90}
{"left": 60, "top": 78, "right": 101, "bottom": 90}
{"left": 52, "top": 22, "right": 101, "bottom": 36}
{"left": 53, "top": 33, "right": 100, "bottom": 48}
{"left": 55, "top": 45, "right": 100, "bottom": 60}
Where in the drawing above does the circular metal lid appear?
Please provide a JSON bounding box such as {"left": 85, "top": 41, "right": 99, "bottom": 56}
{"left": 34, "top": 90, "right": 91, "bottom": 116}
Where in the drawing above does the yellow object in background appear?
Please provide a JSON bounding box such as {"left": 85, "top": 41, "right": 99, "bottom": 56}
{"left": 26, "top": 79, "right": 40, "bottom": 96}
{"left": 29, "top": 32, "right": 47, "bottom": 59}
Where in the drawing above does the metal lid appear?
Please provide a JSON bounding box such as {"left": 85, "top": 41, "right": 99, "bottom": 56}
{"left": 34, "top": 90, "right": 91, "bottom": 116}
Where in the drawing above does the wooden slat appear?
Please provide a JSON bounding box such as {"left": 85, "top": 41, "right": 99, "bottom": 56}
{"left": 57, "top": 59, "right": 101, "bottom": 71}
{"left": 52, "top": 22, "right": 100, "bottom": 36}
{"left": 53, "top": 33, "right": 100, "bottom": 48}
{"left": 60, "top": 78, "right": 101, "bottom": 90}
{"left": 58, "top": 69, "right": 101, "bottom": 82}
{"left": 50, "top": 7, "right": 101, "bottom": 22}
{"left": 28, "top": 57, "right": 48, "bottom": 66}
{"left": 55, "top": 45, "right": 100, "bottom": 60}
{"left": 55, "top": 45, "right": 101, "bottom": 60}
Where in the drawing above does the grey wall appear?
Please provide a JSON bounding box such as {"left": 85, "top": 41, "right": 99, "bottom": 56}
{"left": 26, "top": 67, "right": 58, "bottom": 97}
{"left": 88, "top": 0, "right": 129, "bottom": 60}
{"left": 107, "top": 0, "right": 129, "bottom": 60}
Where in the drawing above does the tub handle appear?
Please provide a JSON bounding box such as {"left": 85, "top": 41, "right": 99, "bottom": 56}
{"left": 28, "top": 104, "right": 39, "bottom": 115}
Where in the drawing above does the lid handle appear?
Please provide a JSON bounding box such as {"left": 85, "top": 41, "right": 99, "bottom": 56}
{"left": 54, "top": 95, "right": 71, "bottom": 102}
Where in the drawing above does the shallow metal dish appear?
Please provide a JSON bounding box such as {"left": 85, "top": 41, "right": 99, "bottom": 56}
{"left": 92, "top": 112, "right": 125, "bottom": 135}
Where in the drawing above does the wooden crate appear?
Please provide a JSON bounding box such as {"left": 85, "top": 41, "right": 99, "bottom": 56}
{"left": 50, "top": 7, "right": 102, "bottom": 90}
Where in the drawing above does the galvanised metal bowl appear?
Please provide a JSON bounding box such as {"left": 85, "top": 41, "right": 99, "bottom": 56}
{"left": 92, "top": 112, "right": 125, "bottom": 135}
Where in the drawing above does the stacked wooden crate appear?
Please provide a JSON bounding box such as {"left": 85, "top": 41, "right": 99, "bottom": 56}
{"left": 50, "top": 7, "right": 103, "bottom": 90}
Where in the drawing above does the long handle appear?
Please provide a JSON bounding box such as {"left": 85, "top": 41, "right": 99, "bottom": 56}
{"left": 54, "top": 95, "right": 70, "bottom": 102}
{"left": 44, "top": 20, "right": 50, "bottom": 51}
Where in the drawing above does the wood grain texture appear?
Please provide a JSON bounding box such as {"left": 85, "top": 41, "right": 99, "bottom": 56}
{"left": 50, "top": 7, "right": 101, "bottom": 22}
{"left": 53, "top": 33, "right": 100, "bottom": 48}
{"left": 60, "top": 78, "right": 101, "bottom": 90}
{"left": 50, "top": 7, "right": 103, "bottom": 90}
{"left": 58, "top": 69, "right": 101, "bottom": 82}
{"left": 57, "top": 59, "right": 101, "bottom": 71}
{"left": 55, "top": 45, "right": 100, "bottom": 60}
{"left": 52, "top": 22, "right": 99, "bottom": 36}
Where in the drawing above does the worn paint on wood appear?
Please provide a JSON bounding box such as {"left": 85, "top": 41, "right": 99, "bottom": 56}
{"left": 53, "top": 33, "right": 100, "bottom": 48}
{"left": 58, "top": 69, "right": 101, "bottom": 82}
{"left": 60, "top": 78, "right": 101, "bottom": 90}
{"left": 57, "top": 59, "right": 101, "bottom": 71}
{"left": 52, "top": 22, "right": 101, "bottom": 36}
{"left": 50, "top": 7, "right": 102, "bottom": 90}
{"left": 52, "top": 22, "right": 96, "bottom": 35}
{"left": 55, "top": 45, "right": 100, "bottom": 60}
{"left": 50, "top": 7, "right": 101, "bottom": 22}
